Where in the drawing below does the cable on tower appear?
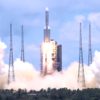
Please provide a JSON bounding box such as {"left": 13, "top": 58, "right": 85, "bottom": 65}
{"left": 88, "top": 23, "right": 92, "bottom": 66}
{"left": 21, "top": 25, "right": 25, "bottom": 62}
{"left": 77, "top": 23, "right": 85, "bottom": 88}
{"left": 8, "top": 24, "right": 15, "bottom": 84}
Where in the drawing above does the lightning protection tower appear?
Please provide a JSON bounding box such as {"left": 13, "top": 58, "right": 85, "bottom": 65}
{"left": 88, "top": 23, "right": 92, "bottom": 66}
{"left": 77, "top": 23, "right": 85, "bottom": 88}
{"left": 21, "top": 25, "right": 25, "bottom": 62}
{"left": 8, "top": 24, "right": 15, "bottom": 84}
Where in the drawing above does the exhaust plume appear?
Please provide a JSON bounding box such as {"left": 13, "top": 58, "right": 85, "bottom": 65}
{"left": 0, "top": 40, "right": 99, "bottom": 90}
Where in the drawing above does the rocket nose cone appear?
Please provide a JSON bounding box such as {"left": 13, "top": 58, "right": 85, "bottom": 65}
{"left": 45, "top": 7, "right": 49, "bottom": 11}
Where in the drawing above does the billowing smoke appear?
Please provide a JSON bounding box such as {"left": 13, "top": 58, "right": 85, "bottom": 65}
{"left": 0, "top": 40, "right": 99, "bottom": 90}
{"left": 90, "top": 51, "right": 100, "bottom": 88}
{"left": 0, "top": 40, "right": 7, "bottom": 89}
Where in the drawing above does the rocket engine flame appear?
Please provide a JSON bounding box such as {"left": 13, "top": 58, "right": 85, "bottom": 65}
{"left": 41, "top": 41, "right": 57, "bottom": 75}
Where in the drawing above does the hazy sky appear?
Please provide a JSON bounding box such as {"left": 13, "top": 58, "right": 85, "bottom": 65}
{"left": 0, "top": 0, "right": 100, "bottom": 70}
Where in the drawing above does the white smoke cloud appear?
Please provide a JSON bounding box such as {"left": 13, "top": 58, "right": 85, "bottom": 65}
{"left": 5, "top": 61, "right": 96, "bottom": 91}
{"left": 0, "top": 40, "right": 99, "bottom": 90}
{"left": 90, "top": 51, "right": 100, "bottom": 88}
{"left": 4, "top": 62, "right": 96, "bottom": 91}
{"left": 0, "top": 40, "right": 7, "bottom": 89}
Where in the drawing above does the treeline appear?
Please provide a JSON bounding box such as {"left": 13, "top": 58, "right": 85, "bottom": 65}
{"left": 0, "top": 88, "right": 100, "bottom": 100}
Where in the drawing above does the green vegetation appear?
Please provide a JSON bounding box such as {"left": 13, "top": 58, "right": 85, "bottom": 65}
{"left": 0, "top": 88, "right": 100, "bottom": 100}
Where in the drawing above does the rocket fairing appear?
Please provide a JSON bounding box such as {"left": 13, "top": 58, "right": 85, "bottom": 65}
{"left": 44, "top": 7, "right": 50, "bottom": 42}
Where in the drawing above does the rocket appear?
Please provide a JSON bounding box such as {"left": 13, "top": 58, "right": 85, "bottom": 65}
{"left": 44, "top": 7, "right": 50, "bottom": 42}
{"left": 40, "top": 7, "right": 62, "bottom": 75}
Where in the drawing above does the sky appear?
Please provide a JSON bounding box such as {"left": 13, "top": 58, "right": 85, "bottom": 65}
{"left": 0, "top": 0, "right": 100, "bottom": 70}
